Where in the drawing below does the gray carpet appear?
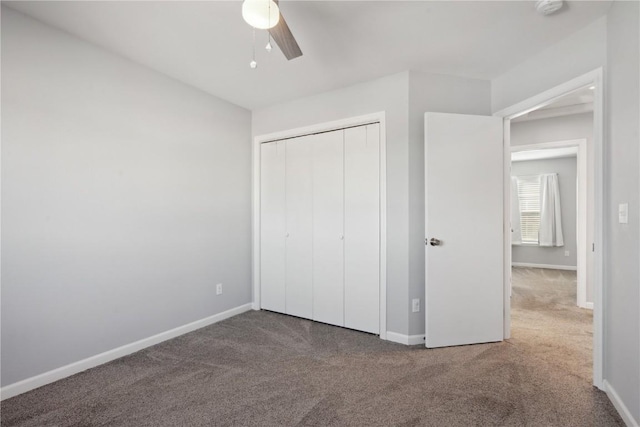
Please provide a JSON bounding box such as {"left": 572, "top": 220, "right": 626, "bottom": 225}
{"left": 1, "top": 268, "right": 623, "bottom": 426}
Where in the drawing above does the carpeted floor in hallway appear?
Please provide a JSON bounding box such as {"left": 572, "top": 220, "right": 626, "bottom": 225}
{"left": 510, "top": 267, "right": 594, "bottom": 384}
{"left": 1, "top": 267, "right": 623, "bottom": 426}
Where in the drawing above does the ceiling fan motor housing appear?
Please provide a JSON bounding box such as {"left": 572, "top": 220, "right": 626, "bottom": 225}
{"left": 535, "top": 0, "right": 563, "bottom": 16}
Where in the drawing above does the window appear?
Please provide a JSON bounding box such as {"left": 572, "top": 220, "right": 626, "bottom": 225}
{"left": 516, "top": 176, "right": 541, "bottom": 244}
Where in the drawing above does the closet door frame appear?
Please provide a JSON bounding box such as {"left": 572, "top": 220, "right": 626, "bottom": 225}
{"left": 252, "top": 112, "right": 388, "bottom": 340}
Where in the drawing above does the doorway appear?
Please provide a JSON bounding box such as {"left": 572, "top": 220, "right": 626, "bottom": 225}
{"left": 511, "top": 139, "right": 589, "bottom": 308}
{"left": 495, "top": 69, "right": 604, "bottom": 389}
{"left": 510, "top": 138, "right": 593, "bottom": 384}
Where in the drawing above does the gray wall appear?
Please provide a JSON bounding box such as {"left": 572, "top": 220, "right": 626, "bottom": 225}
{"left": 493, "top": 3, "right": 640, "bottom": 422}
{"left": 492, "top": 17, "right": 606, "bottom": 113}
{"left": 252, "top": 71, "right": 491, "bottom": 337}
{"left": 511, "top": 113, "right": 594, "bottom": 147}
{"left": 604, "top": 0, "right": 640, "bottom": 421}
{"left": 1, "top": 8, "right": 253, "bottom": 386}
{"left": 511, "top": 157, "right": 577, "bottom": 267}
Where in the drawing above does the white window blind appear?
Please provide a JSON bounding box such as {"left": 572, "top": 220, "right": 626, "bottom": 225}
{"left": 516, "top": 176, "right": 541, "bottom": 244}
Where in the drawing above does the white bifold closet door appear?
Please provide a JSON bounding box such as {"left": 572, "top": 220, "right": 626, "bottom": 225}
{"left": 285, "top": 135, "right": 314, "bottom": 319}
{"left": 312, "top": 130, "right": 345, "bottom": 327}
{"left": 344, "top": 124, "right": 380, "bottom": 334}
{"left": 260, "top": 123, "right": 380, "bottom": 335}
{"left": 260, "top": 141, "right": 286, "bottom": 313}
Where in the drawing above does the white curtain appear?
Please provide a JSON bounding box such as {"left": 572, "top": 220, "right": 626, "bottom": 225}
{"left": 511, "top": 176, "right": 522, "bottom": 244}
{"left": 538, "top": 173, "right": 564, "bottom": 247}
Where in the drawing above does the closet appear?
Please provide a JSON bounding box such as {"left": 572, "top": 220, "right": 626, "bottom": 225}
{"left": 260, "top": 123, "right": 380, "bottom": 334}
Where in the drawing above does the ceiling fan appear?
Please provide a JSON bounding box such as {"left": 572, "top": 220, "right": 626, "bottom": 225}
{"left": 242, "top": 0, "right": 302, "bottom": 62}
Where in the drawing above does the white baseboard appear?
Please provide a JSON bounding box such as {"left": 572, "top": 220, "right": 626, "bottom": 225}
{"left": 0, "top": 303, "right": 253, "bottom": 401}
{"left": 603, "top": 380, "right": 640, "bottom": 427}
{"left": 385, "top": 332, "right": 425, "bottom": 346}
{"left": 512, "top": 262, "right": 577, "bottom": 271}
{"left": 583, "top": 302, "right": 594, "bottom": 310}
{"left": 251, "top": 302, "right": 260, "bottom": 310}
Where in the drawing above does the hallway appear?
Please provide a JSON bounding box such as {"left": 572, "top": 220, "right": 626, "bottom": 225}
{"left": 511, "top": 267, "right": 593, "bottom": 383}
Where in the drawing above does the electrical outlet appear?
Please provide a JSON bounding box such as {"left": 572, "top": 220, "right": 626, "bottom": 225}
{"left": 216, "top": 283, "right": 223, "bottom": 295}
{"left": 412, "top": 298, "right": 420, "bottom": 313}
{"left": 564, "top": 251, "right": 570, "bottom": 257}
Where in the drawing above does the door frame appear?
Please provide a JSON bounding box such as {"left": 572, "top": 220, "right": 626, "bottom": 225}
{"left": 251, "top": 112, "right": 388, "bottom": 339}
{"left": 511, "top": 139, "right": 590, "bottom": 309}
{"left": 494, "top": 68, "right": 604, "bottom": 390}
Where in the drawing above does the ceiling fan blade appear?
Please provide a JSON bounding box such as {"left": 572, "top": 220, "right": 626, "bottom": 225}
{"left": 269, "top": 12, "right": 302, "bottom": 60}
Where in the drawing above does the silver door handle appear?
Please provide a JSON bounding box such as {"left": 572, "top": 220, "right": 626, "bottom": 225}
{"left": 429, "top": 238, "right": 442, "bottom": 246}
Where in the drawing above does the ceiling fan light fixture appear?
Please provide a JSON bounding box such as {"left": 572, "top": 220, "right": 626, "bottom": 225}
{"left": 242, "top": 0, "right": 280, "bottom": 29}
{"left": 535, "top": 0, "right": 563, "bottom": 16}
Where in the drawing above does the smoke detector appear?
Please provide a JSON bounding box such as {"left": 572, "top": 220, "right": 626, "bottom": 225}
{"left": 535, "top": 0, "right": 563, "bottom": 15}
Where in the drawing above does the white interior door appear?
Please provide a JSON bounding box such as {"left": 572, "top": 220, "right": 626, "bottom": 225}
{"left": 344, "top": 124, "right": 380, "bottom": 334}
{"left": 312, "top": 130, "right": 345, "bottom": 327}
{"left": 285, "top": 136, "right": 313, "bottom": 318}
{"left": 425, "top": 113, "right": 504, "bottom": 348}
{"left": 260, "top": 141, "right": 286, "bottom": 313}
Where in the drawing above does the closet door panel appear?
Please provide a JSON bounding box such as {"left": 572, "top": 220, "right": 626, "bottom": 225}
{"left": 285, "top": 136, "right": 313, "bottom": 319}
{"left": 344, "top": 124, "right": 380, "bottom": 334}
{"left": 260, "top": 141, "right": 286, "bottom": 313}
{"left": 312, "top": 130, "right": 345, "bottom": 327}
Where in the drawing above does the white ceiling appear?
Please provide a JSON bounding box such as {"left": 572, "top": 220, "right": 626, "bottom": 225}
{"left": 538, "top": 86, "right": 594, "bottom": 110}
{"left": 5, "top": 1, "right": 613, "bottom": 110}
{"left": 512, "top": 85, "right": 594, "bottom": 122}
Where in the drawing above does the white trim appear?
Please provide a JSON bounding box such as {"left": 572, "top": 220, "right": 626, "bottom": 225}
{"left": 251, "top": 112, "right": 388, "bottom": 339}
{"left": 511, "top": 138, "right": 589, "bottom": 310}
{"left": 603, "top": 380, "right": 640, "bottom": 427}
{"left": 592, "top": 69, "right": 605, "bottom": 391}
{"left": 511, "top": 102, "right": 593, "bottom": 123}
{"left": 511, "top": 145, "right": 578, "bottom": 162}
{"left": 378, "top": 118, "right": 388, "bottom": 340}
{"left": 495, "top": 68, "right": 604, "bottom": 390}
{"left": 251, "top": 111, "right": 261, "bottom": 312}
{"left": 512, "top": 262, "right": 577, "bottom": 271}
{"left": 0, "top": 303, "right": 253, "bottom": 401}
{"left": 385, "top": 332, "right": 425, "bottom": 346}
{"left": 584, "top": 302, "right": 594, "bottom": 310}
{"left": 576, "top": 138, "right": 589, "bottom": 309}
{"left": 503, "top": 118, "right": 512, "bottom": 340}
{"left": 253, "top": 113, "right": 383, "bottom": 145}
